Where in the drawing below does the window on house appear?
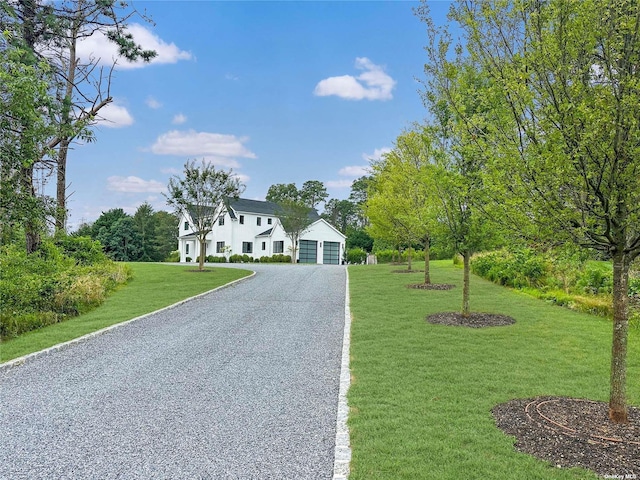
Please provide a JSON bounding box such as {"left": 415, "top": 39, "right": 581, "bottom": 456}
{"left": 257, "top": 217, "right": 262, "bottom": 226}
{"left": 273, "top": 241, "right": 284, "bottom": 253}
{"left": 185, "top": 243, "right": 189, "bottom": 255}
{"left": 262, "top": 241, "right": 266, "bottom": 251}
{"left": 219, "top": 215, "right": 225, "bottom": 226}
{"left": 216, "top": 241, "right": 225, "bottom": 253}
{"left": 242, "top": 242, "right": 253, "bottom": 254}
{"left": 239, "top": 215, "right": 244, "bottom": 224}
{"left": 184, "top": 222, "right": 189, "bottom": 231}
{"left": 267, "top": 218, "right": 272, "bottom": 225}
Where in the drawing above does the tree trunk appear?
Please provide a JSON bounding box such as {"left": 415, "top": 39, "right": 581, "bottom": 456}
{"left": 609, "top": 252, "right": 630, "bottom": 423}
{"left": 21, "top": 165, "right": 40, "bottom": 254}
{"left": 291, "top": 237, "right": 297, "bottom": 263}
{"left": 55, "top": 139, "right": 70, "bottom": 233}
{"left": 424, "top": 236, "right": 431, "bottom": 285}
{"left": 462, "top": 250, "right": 470, "bottom": 317}
{"left": 198, "top": 238, "right": 205, "bottom": 271}
{"left": 407, "top": 246, "right": 412, "bottom": 271}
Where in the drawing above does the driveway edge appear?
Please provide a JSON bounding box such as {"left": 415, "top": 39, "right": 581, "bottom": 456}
{"left": 0, "top": 271, "right": 256, "bottom": 372}
{"left": 333, "top": 267, "right": 352, "bottom": 479}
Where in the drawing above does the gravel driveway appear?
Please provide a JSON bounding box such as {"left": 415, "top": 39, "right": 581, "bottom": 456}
{"left": 0, "top": 264, "right": 347, "bottom": 480}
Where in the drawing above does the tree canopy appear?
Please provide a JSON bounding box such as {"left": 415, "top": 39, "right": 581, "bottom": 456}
{"left": 165, "top": 160, "right": 244, "bottom": 271}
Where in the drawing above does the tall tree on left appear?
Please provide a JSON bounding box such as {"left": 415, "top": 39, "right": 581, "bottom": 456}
{"left": 165, "top": 160, "right": 245, "bottom": 271}
{"left": 2, "top": 0, "right": 156, "bottom": 234}
{"left": 0, "top": 32, "right": 56, "bottom": 252}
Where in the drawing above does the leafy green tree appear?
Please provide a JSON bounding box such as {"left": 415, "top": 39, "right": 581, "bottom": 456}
{"left": 368, "top": 130, "right": 441, "bottom": 282}
{"left": 153, "top": 210, "right": 178, "bottom": 262}
{"left": 349, "top": 175, "right": 372, "bottom": 228}
{"left": 422, "top": 0, "right": 640, "bottom": 422}
{"left": 300, "top": 180, "right": 328, "bottom": 209}
{"left": 0, "top": 41, "right": 56, "bottom": 253}
{"left": 346, "top": 228, "right": 374, "bottom": 252}
{"left": 165, "top": 160, "right": 244, "bottom": 271}
{"left": 91, "top": 208, "right": 128, "bottom": 239}
{"left": 2, "top": 0, "right": 156, "bottom": 232}
{"left": 133, "top": 202, "right": 158, "bottom": 261}
{"left": 97, "top": 216, "right": 141, "bottom": 261}
{"left": 322, "top": 199, "right": 357, "bottom": 234}
{"left": 277, "top": 200, "right": 314, "bottom": 264}
{"left": 365, "top": 175, "right": 414, "bottom": 269}
{"left": 266, "top": 183, "right": 299, "bottom": 204}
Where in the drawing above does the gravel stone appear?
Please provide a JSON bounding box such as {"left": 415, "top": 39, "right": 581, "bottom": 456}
{"left": 0, "top": 264, "right": 347, "bottom": 480}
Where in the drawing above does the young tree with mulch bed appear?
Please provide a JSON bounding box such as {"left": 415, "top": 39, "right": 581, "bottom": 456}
{"left": 435, "top": 0, "right": 640, "bottom": 424}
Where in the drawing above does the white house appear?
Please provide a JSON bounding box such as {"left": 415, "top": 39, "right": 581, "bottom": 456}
{"left": 178, "top": 198, "right": 347, "bottom": 264}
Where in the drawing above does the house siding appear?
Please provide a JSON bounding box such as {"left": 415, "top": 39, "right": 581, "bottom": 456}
{"left": 177, "top": 199, "right": 345, "bottom": 264}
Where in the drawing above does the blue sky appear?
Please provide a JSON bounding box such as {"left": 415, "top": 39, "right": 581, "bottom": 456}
{"left": 54, "top": 0, "right": 452, "bottom": 230}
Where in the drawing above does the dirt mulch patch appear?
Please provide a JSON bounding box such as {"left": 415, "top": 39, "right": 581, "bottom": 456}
{"left": 407, "top": 283, "right": 455, "bottom": 290}
{"left": 426, "top": 312, "right": 515, "bottom": 328}
{"left": 493, "top": 396, "right": 640, "bottom": 478}
{"left": 391, "top": 269, "right": 423, "bottom": 274}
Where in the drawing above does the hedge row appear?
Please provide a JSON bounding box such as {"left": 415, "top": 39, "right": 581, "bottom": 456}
{"left": 0, "top": 238, "right": 131, "bottom": 339}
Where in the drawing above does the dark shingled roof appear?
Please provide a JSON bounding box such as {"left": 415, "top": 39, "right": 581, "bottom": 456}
{"left": 227, "top": 198, "right": 320, "bottom": 221}
{"left": 256, "top": 228, "right": 274, "bottom": 237}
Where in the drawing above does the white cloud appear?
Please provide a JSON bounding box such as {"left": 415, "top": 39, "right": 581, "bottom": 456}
{"left": 225, "top": 73, "right": 239, "bottom": 81}
{"left": 314, "top": 57, "right": 396, "bottom": 101}
{"left": 172, "top": 113, "right": 187, "bottom": 125}
{"left": 339, "top": 165, "right": 370, "bottom": 177}
{"left": 160, "top": 167, "right": 181, "bottom": 175}
{"left": 199, "top": 156, "right": 241, "bottom": 169}
{"left": 234, "top": 173, "right": 251, "bottom": 184}
{"left": 362, "top": 147, "right": 391, "bottom": 162}
{"left": 107, "top": 176, "right": 165, "bottom": 193}
{"left": 325, "top": 179, "right": 354, "bottom": 189}
{"left": 151, "top": 130, "right": 256, "bottom": 160}
{"left": 95, "top": 103, "right": 134, "bottom": 128}
{"left": 76, "top": 23, "right": 192, "bottom": 70}
{"left": 146, "top": 96, "right": 162, "bottom": 109}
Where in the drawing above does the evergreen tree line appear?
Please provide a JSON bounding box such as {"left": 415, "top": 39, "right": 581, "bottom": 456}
{"left": 74, "top": 203, "right": 178, "bottom": 262}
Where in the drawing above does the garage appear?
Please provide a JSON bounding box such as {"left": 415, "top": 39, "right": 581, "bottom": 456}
{"left": 323, "top": 241, "right": 340, "bottom": 265}
{"left": 299, "top": 240, "right": 318, "bottom": 263}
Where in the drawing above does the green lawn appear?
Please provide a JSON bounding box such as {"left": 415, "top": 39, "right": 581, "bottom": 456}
{"left": 347, "top": 260, "right": 640, "bottom": 480}
{"left": 0, "top": 263, "right": 252, "bottom": 362}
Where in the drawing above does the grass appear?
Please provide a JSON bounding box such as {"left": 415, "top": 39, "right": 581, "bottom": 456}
{"left": 0, "top": 263, "right": 252, "bottom": 362}
{"left": 347, "top": 260, "right": 640, "bottom": 480}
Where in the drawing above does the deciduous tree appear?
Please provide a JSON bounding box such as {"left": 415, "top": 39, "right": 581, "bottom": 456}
{"left": 165, "top": 160, "right": 244, "bottom": 271}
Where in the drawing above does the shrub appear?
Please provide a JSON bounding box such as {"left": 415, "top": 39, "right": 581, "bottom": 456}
{"left": 54, "top": 235, "right": 108, "bottom": 265}
{"left": 347, "top": 248, "right": 367, "bottom": 264}
{"left": 576, "top": 264, "right": 613, "bottom": 295}
{"left": 628, "top": 272, "right": 640, "bottom": 296}
{"left": 374, "top": 249, "right": 399, "bottom": 263}
{"left": 0, "top": 243, "right": 131, "bottom": 339}
{"left": 471, "top": 248, "right": 548, "bottom": 289}
{"left": 165, "top": 250, "right": 180, "bottom": 262}
{"left": 204, "top": 255, "right": 226, "bottom": 263}
{"left": 229, "top": 254, "right": 254, "bottom": 263}
{"left": 185, "top": 257, "right": 192, "bottom": 263}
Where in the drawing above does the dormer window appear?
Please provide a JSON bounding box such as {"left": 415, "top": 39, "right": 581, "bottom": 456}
{"left": 219, "top": 215, "right": 225, "bottom": 226}
{"left": 184, "top": 222, "right": 189, "bottom": 231}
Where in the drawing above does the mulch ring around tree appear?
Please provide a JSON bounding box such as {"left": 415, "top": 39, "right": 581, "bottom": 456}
{"left": 391, "top": 269, "right": 423, "bottom": 274}
{"left": 493, "top": 397, "right": 640, "bottom": 478}
{"left": 407, "top": 283, "right": 455, "bottom": 290}
{"left": 426, "top": 312, "right": 515, "bottom": 328}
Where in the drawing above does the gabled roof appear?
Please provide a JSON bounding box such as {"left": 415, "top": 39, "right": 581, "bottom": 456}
{"left": 227, "top": 197, "right": 321, "bottom": 221}
{"left": 228, "top": 198, "right": 282, "bottom": 216}
{"left": 256, "top": 228, "right": 274, "bottom": 237}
